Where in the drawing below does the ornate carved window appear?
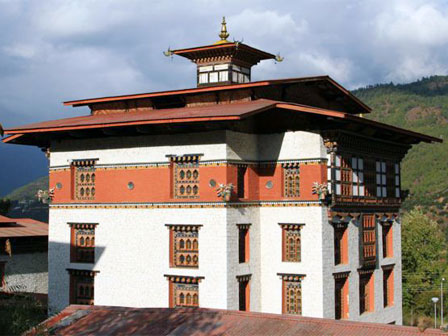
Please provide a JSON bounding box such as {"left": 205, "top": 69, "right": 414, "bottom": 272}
{"left": 70, "top": 223, "right": 96, "bottom": 263}
{"left": 69, "top": 269, "right": 97, "bottom": 305}
{"left": 361, "top": 214, "right": 377, "bottom": 267}
{"left": 383, "top": 266, "right": 394, "bottom": 307}
{"left": 72, "top": 159, "right": 97, "bottom": 200}
{"left": 359, "top": 270, "right": 374, "bottom": 314}
{"left": 279, "top": 274, "right": 304, "bottom": 315}
{"left": 283, "top": 163, "right": 300, "bottom": 198}
{"left": 376, "top": 161, "right": 387, "bottom": 197}
{"left": 237, "top": 224, "right": 250, "bottom": 263}
{"left": 334, "top": 272, "right": 350, "bottom": 320}
{"left": 168, "top": 225, "right": 200, "bottom": 268}
{"left": 170, "top": 155, "right": 201, "bottom": 199}
{"left": 280, "top": 224, "right": 303, "bottom": 262}
{"left": 166, "top": 275, "right": 202, "bottom": 308}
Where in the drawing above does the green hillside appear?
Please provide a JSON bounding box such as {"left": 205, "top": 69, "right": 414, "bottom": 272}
{"left": 5, "top": 176, "right": 48, "bottom": 201}
{"left": 353, "top": 76, "right": 448, "bottom": 197}
{"left": 353, "top": 76, "right": 448, "bottom": 235}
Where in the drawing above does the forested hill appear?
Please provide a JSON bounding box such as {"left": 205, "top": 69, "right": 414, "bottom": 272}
{"left": 353, "top": 76, "right": 448, "bottom": 197}
{"left": 353, "top": 76, "right": 448, "bottom": 230}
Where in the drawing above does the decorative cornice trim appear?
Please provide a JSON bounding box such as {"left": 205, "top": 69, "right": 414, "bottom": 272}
{"left": 50, "top": 200, "right": 323, "bottom": 209}
{"left": 164, "top": 275, "right": 204, "bottom": 283}
{"left": 277, "top": 273, "right": 306, "bottom": 281}
{"left": 49, "top": 158, "right": 328, "bottom": 171}
{"left": 66, "top": 269, "right": 99, "bottom": 276}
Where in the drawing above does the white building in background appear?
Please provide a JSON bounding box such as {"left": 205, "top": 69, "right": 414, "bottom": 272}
{"left": 2, "top": 19, "right": 441, "bottom": 324}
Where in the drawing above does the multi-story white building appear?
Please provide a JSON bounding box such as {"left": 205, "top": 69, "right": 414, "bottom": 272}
{"left": 2, "top": 20, "right": 440, "bottom": 324}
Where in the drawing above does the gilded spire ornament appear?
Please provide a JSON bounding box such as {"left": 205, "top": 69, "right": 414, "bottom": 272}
{"left": 215, "top": 17, "right": 230, "bottom": 44}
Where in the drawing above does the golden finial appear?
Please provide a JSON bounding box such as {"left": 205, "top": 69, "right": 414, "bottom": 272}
{"left": 215, "top": 17, "right": 230, "bottom": 44}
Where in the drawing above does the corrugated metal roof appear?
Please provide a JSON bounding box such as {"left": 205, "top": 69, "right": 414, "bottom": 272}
{"left": 0, "top": 216, "right": 48, "bottom": 238}
{"left": 32, "top": 305, "right": 446, "bottom": 336}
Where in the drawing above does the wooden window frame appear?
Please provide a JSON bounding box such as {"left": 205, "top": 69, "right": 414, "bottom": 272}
{"left": 280, "top": 224, "right": 304, "bottom": 263}
{"left": 282, "top": 163, "right": 300, "bottom": 198}
{"left": 359, "top": 270, "right": 375, "bottom": 314}
{"left": 279, "top": 274, "right": 305, "bottom": 315}
{"left": 361, "top": 214, "right": 377, "bottom": 267}
{"left": 333, "top": 223, "right": 348, "bottom": 265}
{"left": 351, "top": 157, "right": 365, "bottom": 197}
{"left": 72, "top": 159, "right": 98, "bottom": 201}
{"left": 382, "top": 222, "right": 393, "bottom": 259}
{"left": 68, "top": 269, "right": 98, "bottom": 305}
{"left": 376, "top": 160, "right": 387, "bottom": 197}
{"left": 165, "top": 275, "right": 203, "bottom": 308}
{"left": 394, "top": 163, "right": 401, "bottom": 198}
{"left": 334, "top": 272, "right": 350, "bottom": 320}
{"left": 237, "top": 274, "right": 251, "bottom": 312}
{"left": 70, "top": 223, "right": 97, "bottom": 264}
{"left": 383, "top": 266, "right": 394, "bottom": 308}
{"left": 167, "top": 225, "right": 201, "bottom": 268}
{"left": 237, "top": 224, "right": 250, "bottom": 264}
{"left": 169, "top": 154, "right": 202, "bottom": 199}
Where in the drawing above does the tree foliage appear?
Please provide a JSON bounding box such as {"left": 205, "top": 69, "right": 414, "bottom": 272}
{"left": 402, "top": 209, "right": 447, "bottom": 317}
{"left": 0, "top": 199, "right": 10, "bottom": 216}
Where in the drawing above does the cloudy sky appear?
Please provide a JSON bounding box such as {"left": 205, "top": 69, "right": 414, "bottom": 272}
{"left": 1, "top": 0, "right": 448, "bottom": 196}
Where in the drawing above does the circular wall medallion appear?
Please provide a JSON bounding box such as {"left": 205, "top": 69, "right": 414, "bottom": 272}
{"left": 128, "top": 182, "right": 135, "bottom": 190}
{"left": 56, "top": 182, "right": 62, "bottom": 190}
{"left": 209, "top": 179, "right": 217, "bottom": 187}
{"left": 265, "top": 181, "right": 273, "bottom": 189}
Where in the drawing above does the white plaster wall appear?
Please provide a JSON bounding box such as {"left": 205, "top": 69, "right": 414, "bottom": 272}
{"left": 0, "top": 253, "right": 47, "bottom": 294}
{"left": 48, "top": 207, "right": 228, "bottom": 314}
{"left": 226, "top": 130, "right": 326, "bottom": 162}
{"left": 50, "top": 131, "right": 228, "bottom": 167}
{"left": 259, "top": 206, "right": 327, "bottom": 317}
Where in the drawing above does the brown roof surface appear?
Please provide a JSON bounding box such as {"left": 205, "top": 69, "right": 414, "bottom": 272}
{"left": 5, "top": 99, "right": 276, "bottom": 133}
{"left": 33, "top": 305, "right": 445, "bottom": 336}
{"left": 3, "top": 99, "right": 441, "bottom": 144}
{"left": 0, "top": 215, "right": 48, "bottom": 238}
{"left": 62, "top": 76, "right": 371, "bottom": 114}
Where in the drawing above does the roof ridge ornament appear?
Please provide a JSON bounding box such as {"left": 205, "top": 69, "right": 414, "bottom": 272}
{"left": 215, "top": 16, "right": 230, "bottom": 44}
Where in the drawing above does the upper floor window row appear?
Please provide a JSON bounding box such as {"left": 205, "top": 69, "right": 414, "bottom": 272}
{"left": 330, "top": 155, "right": 400, "bottom": 198}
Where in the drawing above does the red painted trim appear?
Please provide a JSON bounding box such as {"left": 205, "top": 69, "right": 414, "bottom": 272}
{"left": 2, "top": 134, "right": 24, "bottom": 143}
